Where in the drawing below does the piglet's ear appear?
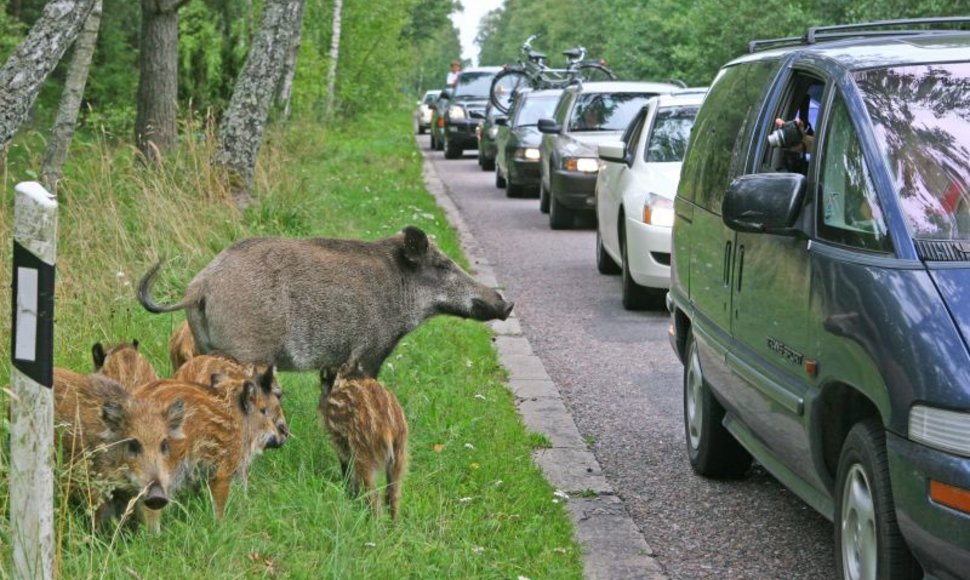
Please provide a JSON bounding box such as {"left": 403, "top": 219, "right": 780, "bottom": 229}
{"left": 258, "top": 366, "right": 275, "bottom": 394}
{"left": 239, "top": 381, "right": 257, "bottom": 414}
{"left": 101, "top": 401, "right": 126, "bottom": 433}
{"left": 166, "top": 399, "right": 186, "bottom": 437}
{"left": 92, "top": 343, "right": 107, "bottom": 370}
{"left": 132, "top": 339, "right": 140, "bottom": 350}
{"left": 402, "top": 226, "right": 428, "bottom": 264}
{"left": 209, "top": 373, "right": 227, "bottom": 389}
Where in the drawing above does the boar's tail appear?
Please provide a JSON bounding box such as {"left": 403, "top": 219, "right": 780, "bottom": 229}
{"left": 137, "top": 261, "right": 194, "bottom": 314}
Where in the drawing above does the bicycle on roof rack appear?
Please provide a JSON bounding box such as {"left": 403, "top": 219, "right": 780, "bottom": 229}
{"left": 488, "top": 34, "right": 615, "bottom": 114}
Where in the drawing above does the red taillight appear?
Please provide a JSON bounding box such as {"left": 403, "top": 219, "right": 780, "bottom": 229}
{"left": 437, "top": 117, "right": 445, "bottom": 128}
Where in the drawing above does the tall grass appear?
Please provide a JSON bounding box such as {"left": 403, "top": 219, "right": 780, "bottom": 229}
{"left": 0, "top": 108, "right": 581, "bottom": 578}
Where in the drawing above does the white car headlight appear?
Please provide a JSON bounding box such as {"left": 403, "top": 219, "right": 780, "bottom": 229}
{"left": 642, "top": 193, "right": 675, "bottom": 227}
{"left": 910, "top": 405, "right": 970, "bottom": 457}
{"left": 564, "top": 157, "right": 600, "bottom": 173}
{"left": 448, "top": 106, "right": 465, "bottom": 120}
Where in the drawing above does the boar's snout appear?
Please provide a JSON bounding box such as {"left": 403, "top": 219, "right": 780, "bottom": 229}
{"left": 471, "top": 295, "right": 514, "bottom": 321}
{"left": 143, "top": 483, "right": 169, "bottom": 510}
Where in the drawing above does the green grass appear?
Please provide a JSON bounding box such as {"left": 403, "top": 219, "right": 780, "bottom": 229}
{"left": 0, "top": 107, "right": 582, "bottom": 578}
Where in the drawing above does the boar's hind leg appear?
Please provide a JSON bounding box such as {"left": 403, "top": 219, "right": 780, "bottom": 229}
{"left": 353, "top": 462, "right": 381, "bottom": 517}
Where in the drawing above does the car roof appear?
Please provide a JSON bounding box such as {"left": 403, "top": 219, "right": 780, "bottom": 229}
{"left": 729, "top": 29, "right": 970, "bottom": 71}
{"left": 655, "top": 89, "right": 708, "bottom": 107}
{"left": 566, "top": 80, "right": 682, "bottom": 95}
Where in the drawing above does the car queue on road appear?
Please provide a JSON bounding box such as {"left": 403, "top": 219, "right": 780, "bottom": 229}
{"left": 415, "top": 19, "right": 970, "bottom": 580}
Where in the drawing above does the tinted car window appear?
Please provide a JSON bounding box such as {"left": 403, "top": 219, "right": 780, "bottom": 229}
{"left": 818, "top": 94, "right": 893, "bottom": 252}
{"left": 514, "top": 96, "right": 559, "bottom": 127}
{"left": 645, "top": 105, "right": 699, "bottom": 163}
{"left": 680, "top": 60, "right": 777, "bottom": 208}
{"left": 454, "top": 72, "right": 495, "bottom": 98}
{"left": 423, "top": 92, "right": 437, "bottom": 105}
{"left": 856, "top": 63, "right": 970, "bottom": 241}
{"left": 569, "top": 93, "right": 657, "bottom": 132}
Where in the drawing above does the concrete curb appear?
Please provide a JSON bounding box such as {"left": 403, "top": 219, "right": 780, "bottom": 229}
{"left": 419, "top": 149, "right": 666, "bottom": 580}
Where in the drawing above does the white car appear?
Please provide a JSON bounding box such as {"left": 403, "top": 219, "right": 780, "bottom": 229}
{"left": 414, "top": 90, "right": 439, "bottom": 134}
{"left": 594, "top": 89, "right": 706, "bottom": 309}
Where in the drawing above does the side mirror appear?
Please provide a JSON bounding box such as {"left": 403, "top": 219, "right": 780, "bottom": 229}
{"left": 598, "top": 141, "right": 629, "bottom": 165}
{"left": 495, "top": 117, "right": 508, "bottom": 126}
{"left": 538, "top": 118, "right": 562, "bottom": 134}
{"left": 722, "top": 173, "right": 806, "bottom": 236}
{"left": 439, "top": 89, "right": 452, "bottom": 100}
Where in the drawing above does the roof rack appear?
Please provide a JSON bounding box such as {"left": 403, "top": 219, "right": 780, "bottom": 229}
{"left": 748, "top": 16, "right": 970, "bottom": 53}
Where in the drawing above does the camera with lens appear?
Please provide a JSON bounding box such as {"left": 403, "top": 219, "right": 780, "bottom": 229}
{"left": 767, "top": 120, "right": 803, "bottom": 148}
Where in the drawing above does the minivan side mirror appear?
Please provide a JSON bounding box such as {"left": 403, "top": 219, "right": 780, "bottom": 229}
{"left": 439, "top": 89, "right": 452, "bottom": 100}
{"left": 722, "top": 173, "right": 806, "bottom": 236}
{"left": 538, "top": 118, "right": 562, "bottom": 134}
{"left": 598, "top": 141, "right": 629, "bottom": 166}
{"left": 495, "top": 117, "right": 508, "bottom": 126}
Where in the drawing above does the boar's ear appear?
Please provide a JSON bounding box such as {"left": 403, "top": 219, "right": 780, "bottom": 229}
{"left": 209, "top": 373, "right": 227, "bottom": 389}
{"left": 258, "top": 366, "right": 275, "bottom": 394}
{"left": 92, "top": 342, "right": 107, "bottom": 370}
{"left": 166, "top": 399, "right": 186, "bottom": 437}
{"left": 401, "top": 226, "right": 429, "bottom": 264}
{"left": 239, "top": 381, "right": 258, "bottom": 414}
{"left": 101, "top": 401, "right": 126, "bottom": 433}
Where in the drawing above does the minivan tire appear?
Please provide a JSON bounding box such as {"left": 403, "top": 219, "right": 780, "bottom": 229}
{"left": 684, "top": 332, "right": 752, "bottom": 477}
{"left": 835, "top": 420, "right": 920, "bottom": 580}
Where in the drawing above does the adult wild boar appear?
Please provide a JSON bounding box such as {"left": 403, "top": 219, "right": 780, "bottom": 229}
{"left": 137, "top": 226, "right": 513, "bottom": 383}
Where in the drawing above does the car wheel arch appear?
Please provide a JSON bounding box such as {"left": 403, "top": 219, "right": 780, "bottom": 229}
{"left": 815, "top": 381, "right": 883, "bottom": 491}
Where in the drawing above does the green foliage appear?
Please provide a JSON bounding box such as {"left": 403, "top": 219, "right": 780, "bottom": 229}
{"left": 476, "top": 0, "right": 970, "bottom": 87}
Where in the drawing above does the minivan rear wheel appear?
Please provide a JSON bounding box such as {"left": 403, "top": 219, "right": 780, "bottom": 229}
{"left": 835, "top": 420, "right": 919, "bottom": 580}
{"left": 684, "top": 332, "right": 752, "bottom": 477}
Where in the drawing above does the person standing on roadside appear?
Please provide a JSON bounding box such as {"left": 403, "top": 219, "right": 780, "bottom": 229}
{"left": 446, "top": 60, "right": 462, "bottom": 88}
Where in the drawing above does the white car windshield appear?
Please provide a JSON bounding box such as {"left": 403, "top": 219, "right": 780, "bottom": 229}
{"left": 454, "top": 72, "right": 495, "bottom": 99}
{"left": 569, "top": 93, "right": 657, "bottom": 132}
{"left": 856, "top": 63, "right": 970, "bottom": 241}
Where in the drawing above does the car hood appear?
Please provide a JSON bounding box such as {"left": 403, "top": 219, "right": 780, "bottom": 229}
{"left": 928, "top": 266, "right": 970, "bottom": 352}
{"left": 558, "top": 131, "right": 625, "bottom": 157}
{"left": 511, "top": 126, "right": 543, "bottom": 147}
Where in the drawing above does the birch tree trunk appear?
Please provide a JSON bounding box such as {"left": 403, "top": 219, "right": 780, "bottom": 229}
{"left": 324, "top": 0, "right": 342, "bottom": 121}
{"left": 134, "top": 0, "right": 190, "bottom": 164}
{"left": 0, "top": 0, "right": 99, "bottom": 149}
{"left": 275, "top": 0, "right": 305, "bottom": 119}
{"left": 213, "top": 0, "right": 291, "bottom": 208}
{"left": 41, "top": 0, "right": 102, "bottom": 193}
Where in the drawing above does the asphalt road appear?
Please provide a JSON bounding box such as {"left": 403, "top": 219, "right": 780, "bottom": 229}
{"left": 420, "top": 136, "right": 836, "bottom": 580}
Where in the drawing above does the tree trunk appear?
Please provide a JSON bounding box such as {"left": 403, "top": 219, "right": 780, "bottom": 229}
{"left": 134, "top": 0, "right": 188, "bottom": 164}
{"left": 213, "top": 0, "right": 291, "bottom": 208}
{"left": 324, "top": 0, "right": 342, "bottom": 121}
{"left": 0, "top": 0, "right": 99, "bottom": 149}
{"left": 275, "top": 0, "right": 305, "bottom": 119}
{"left": 41, "top": 0, "right": 102, "bottom": 194}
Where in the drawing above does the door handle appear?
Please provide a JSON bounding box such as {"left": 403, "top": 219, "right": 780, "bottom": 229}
{"left": 736, "top": 245, "right": 745, "bottom": 292}
{"left": 723, "top": 241, "right": 733, "bottom": 287}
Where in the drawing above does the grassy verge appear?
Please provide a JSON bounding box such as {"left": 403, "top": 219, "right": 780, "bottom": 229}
{"left": 0, "top": 108, "right": 582, "bottom": 578}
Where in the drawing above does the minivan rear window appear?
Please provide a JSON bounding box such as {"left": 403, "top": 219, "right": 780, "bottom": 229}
{"left": 856, "top": 63, "right": 970, "bottom": 241}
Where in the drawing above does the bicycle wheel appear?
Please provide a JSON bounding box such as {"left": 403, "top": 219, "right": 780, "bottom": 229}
{"left": 574, "top": 62, "right": 615, "bottom": 83}
{"left": 490, "top": 68, "right": 532, "bottom": 113}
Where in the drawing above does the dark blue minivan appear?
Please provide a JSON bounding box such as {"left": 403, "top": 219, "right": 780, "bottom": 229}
{"left": 667, "top": 20, "right": 970, "bottom": 580}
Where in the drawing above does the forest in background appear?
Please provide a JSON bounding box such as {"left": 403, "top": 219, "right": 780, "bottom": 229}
{"left": 476, "top": 0, "right": 969, "bottom": 87}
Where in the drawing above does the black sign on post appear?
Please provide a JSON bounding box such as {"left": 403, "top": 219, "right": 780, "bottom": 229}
{"left": 11, "top": 241, "right": 56, "bottom": 388}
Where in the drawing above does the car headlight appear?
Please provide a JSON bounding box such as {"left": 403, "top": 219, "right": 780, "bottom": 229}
{"left": 488, "top": 127, "right": 499, "bottom": 139}
{"left": 448, "top": 105, "right": 465, "bottom": 120}
{"left": 642, "top": 193, "right": 675, "bottom": 227}
{"left": 514, "top": 147, "right": 541, "bottom": 161}
{"left": 910, "top": 405, "right": 970, "bottom": 457}
{"left": 564, "top": 157, "right": 600, "bottom": 173}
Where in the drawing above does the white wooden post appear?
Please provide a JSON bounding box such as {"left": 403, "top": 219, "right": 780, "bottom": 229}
{"left": 10, "top": 181, "right": 57, "bottom": 580}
